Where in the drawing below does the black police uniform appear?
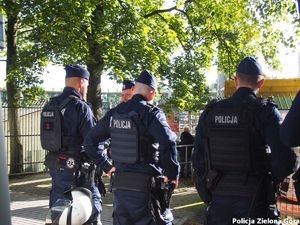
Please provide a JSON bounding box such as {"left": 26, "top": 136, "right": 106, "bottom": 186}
{"left": 43, "top": 66, "right": 102, "bottom": 225}
{"left": 280, "top": 91, "right": 300, "bottom": 147}
{"left": 44, "top": 87, "right": 102, "bottom": 224}
{"left": 84, "top": 92, "right": 180, "bottom": 225}
{"left": 192, "top": 87, "right": 297, "bottom": 225}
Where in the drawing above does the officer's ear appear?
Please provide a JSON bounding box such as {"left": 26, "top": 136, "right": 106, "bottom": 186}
{"left": 257, "top": 76, "right": 265, "bottom": 89}
{"left": 233, "top": 76, "right": 239, "bottom": 89}
{"left": 147, "top": 90, "right": 155, "bottom": 101}
{"left": 79, "top": 78, "right": 84, "bottom": 87}
{"left": 79, "top": 78, "right": 88, "bottom": 88}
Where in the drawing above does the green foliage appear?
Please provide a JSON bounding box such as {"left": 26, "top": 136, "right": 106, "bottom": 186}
{"left": 156, "top": 0, "right": 299, "bottom": 111}
{"left": 1, "top": 0, "right": 299, "bottom": 112}
{"left": 163, "top": 54, "right": 210, "bottom": 113}
{"left": 26, "top": 0, "right": 180, "bottom": 78}
{"left": 2, "top": 0, "right": 48, "bottom": 105}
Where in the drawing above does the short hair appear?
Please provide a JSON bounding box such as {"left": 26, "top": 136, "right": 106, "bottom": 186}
{"left": 134, "top": 82, "right": 153, "bottom": 97}
{"left": 236, "top": 72, "right": 264, "bottom": 86}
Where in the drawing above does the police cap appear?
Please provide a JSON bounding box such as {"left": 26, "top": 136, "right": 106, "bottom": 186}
{"left": 65, "top": 64, "right": 90, "bottom": 81}
{"left": 135, "top": 70, "right": 157, "bottom": 90}
{"left": 237, "top": 57, "right": 263, "bottom": 76}
{"left": 122, "top": 80, "right": 135, "bottom": 91}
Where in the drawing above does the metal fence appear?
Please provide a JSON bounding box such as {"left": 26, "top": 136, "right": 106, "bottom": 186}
{"left": 3, "top": 103, "right": 47, "bottom": 175}
{"left": 177, "top": 144, "right": 194, "bottom": 178}
{"left": 3, "top": 93, "right": 296, "bottom": 176}
{"left": 3, "top": 102, "right": 195, "bottom": 175}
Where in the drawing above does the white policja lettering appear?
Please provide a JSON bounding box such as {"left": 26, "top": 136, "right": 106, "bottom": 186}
{"left": 113, "top": 119, "right": 131, "bottom": 129}
{"left": 215, "top": 115, "right": 238, "bottom": 124}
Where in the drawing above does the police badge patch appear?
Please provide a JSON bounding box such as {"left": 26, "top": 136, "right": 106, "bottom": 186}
{"left": 66, "top": 157, "right": 76, "bottom": 169}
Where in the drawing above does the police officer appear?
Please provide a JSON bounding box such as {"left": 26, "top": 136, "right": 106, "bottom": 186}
{"left": 105, "top": 80, "right": 135, "bottom": 158}
{"left": 280, "top": 91, "right": 300, "bottom": 204}
{"left": 121, "top": 79, "right": 135, "bottom": 102}
{"left": 191, "top": 57, "right": 297, "bottom": 225}
{"left": 83, "top": 70, "right": 180, "bottom": 225}
{"left": 280, "top": 91, "right": 300, "bottom": 147}
{"left": 42, "top": 64, "right": 102, "bottom": 225}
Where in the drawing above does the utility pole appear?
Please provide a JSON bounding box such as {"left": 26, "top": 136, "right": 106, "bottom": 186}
{"left": 0, "top": 103, "right": 12, "bottom": 225}
{"left": 0, "top": 13, "right": 11, "bottom": 225}
{"left": 0, "top": 14, "right": 5, "bottom": 50}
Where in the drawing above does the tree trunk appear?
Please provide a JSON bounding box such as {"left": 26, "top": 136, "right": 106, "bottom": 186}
{"left": 86, "top": 3, "right": 105, "bottom": 119}
{"left": 6, "top": 2, "right": 23, "bottom": 174}
{"left": 87, "top": 62, "right": 104, "bottom": 120}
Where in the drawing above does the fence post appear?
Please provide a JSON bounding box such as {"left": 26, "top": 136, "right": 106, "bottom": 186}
{"left": 0, "top": 103, "right": 12, "bottom": 224}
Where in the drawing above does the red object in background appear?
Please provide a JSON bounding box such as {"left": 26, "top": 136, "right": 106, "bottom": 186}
{"left": 167, "top": 112, "right": 179, "bottom": 133}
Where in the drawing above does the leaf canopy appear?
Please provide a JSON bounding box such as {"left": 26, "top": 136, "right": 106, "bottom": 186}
{"left": 1, "top": 0, "right": 299, "bottom": 111}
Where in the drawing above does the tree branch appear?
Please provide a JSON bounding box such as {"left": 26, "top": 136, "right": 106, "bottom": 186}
{"left": 175, "top": 8, "right": 198, "bottom": 38}
{"left": 18, "top": 28, "right": 36, "bottom": 35}
{"left": 156, "top": 13, "right": 187, "bottom": 51}
{"left": 212, "top": 26, "right": 234, "bottom": 76}
{"left": 144, "top": 6, "right": 177, "bottom": 18}
{"left": 143, "top": 3, "right": 200, "bottom": 42}
{"left": 144, "top": 6, "right": 188, "bottom": 50}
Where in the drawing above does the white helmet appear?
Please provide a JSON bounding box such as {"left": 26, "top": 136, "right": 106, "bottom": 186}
{"left": 45, "top": 187, "right": 93, "bottom": 225}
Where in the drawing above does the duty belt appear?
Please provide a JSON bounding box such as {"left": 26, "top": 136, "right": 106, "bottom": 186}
{"left": 111, "top": 172, "right": 152, "bottom": 192}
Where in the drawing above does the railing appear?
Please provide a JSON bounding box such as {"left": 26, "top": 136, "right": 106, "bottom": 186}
{"left": 3, "top": 105, "right": 47, "bottom": 175}
{"left": 2, "top": 98, "right": 196, "bottom": 176}
{"left": 177, "top": 144, "right": 194, "bottom": 178}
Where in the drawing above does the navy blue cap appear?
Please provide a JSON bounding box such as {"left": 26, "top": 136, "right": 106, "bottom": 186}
{"left": 135, "top": 70, "right": 157, "bottom": 90}
{"left": 122, "top": 80, "right": 135, "bottom": 91}
{"left": 237, "top": 57, "right": 263, "bottom": 76}
{"left": 65, "top": 64, "right": 90, "bottom": 81}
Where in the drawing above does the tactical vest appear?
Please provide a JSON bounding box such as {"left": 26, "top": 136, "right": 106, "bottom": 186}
{"left": 203, "top": 98, "right": 271, "bottom": 197}
{"left": 109, "top": 104, "right": 157, "bottom": 164}
{"left": 40, "top": 96, "right": 80, "bottom": 152}
{"left": 110, "top": 110, "right": 140, "bottom": 163}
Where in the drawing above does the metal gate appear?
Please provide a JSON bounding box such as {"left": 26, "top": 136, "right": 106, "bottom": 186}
{"left": 3, "top": 102, "right": 47, "bottom": 175}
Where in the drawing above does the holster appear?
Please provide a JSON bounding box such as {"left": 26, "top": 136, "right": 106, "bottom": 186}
{"left": 248, "top": 174, "right": 280, "bottom": 220}
{"left": 151, "top": 176, "right": 175, "bottom": 209}
{"left": 194, "top": 173, "right": 212, "bottom": 204}
{"left": 266, "top": 179, "right": 280, "bottom": 220}
{"left": 95, "top": 168, "right": 106, "bottom": 197}
{"left": 151, "top": 176, "right": 175, "bottom": 224}
{"left": 206, "top": 170, "right": 222, "bottom": 190}
{"left": 112, "top": 172, "right": 152, "bottom": 192}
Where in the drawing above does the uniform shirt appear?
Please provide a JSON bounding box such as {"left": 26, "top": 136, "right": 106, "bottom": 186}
{"left": 53, "top": 86, "right": 96, "bottom": 154}
{"left": 280, "top": 91, "right": 300, "bottom": 147}
{"left": 192, "top": 87, "right": 296, "bottom": 183}
{"left": 83, "top": 94, "right": 180, "bottom": 180}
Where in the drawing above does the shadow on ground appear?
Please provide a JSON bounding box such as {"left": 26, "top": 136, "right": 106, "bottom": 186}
{"left": 11, "top": 204, "right": 49, "bottom": 221}
{"left": 9, "top": 172, "right": 206, "bottom": 224}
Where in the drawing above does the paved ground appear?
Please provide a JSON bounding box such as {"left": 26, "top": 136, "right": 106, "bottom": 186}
{"left": 9, "top": 173, "right": 204, "bottom": 225}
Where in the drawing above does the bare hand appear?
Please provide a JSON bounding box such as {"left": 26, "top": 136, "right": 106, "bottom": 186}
{"left": 170, "top": 179, "right": 179, "bottom": 189}
{"left": 163, "top": 176, "right": 179, "bottom": 189}
{"left": 106, "top": 167, "right": 116, "bottom": 178}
